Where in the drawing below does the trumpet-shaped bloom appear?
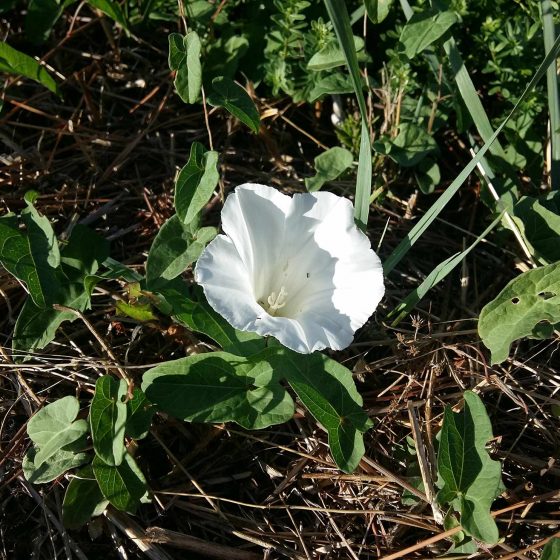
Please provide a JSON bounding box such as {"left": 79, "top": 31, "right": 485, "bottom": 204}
{"left": 194, "top": 183, "right": 385, "bottom": 353}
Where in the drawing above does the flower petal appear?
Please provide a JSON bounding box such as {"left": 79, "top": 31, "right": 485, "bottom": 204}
{"left": 194, "top": 234, "right": 263, "bottom": 331}
{"left": 220, "top": 183, "right": 291, "bottom": 300}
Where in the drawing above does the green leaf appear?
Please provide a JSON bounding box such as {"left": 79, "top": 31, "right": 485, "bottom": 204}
{"left": 307, "top": 36, "right": 365, "bottom": 71}
{"left": 102, "top": 257, "right": 143, "bottom": 282}
{"left": 174, "top": 142, "right": 219, "bottom": 226}
{"left": 204, "top": 35, "right": 249, "bottom": 81}
{"left": 207, "top": 76, "right": 260, "bottom": 134}
{"left": 23, "top": 445, "right": 90, "bottom": 484}
{"left": 364, "top": 0, "right": 392, "bottom": 24}
{"left": 443, "top": 511, "right": 478, "bottom": 554}
{"left": 168, "top": 33, "right": 185, "bottom": 70}
{"left": 437, "top": 391, "right": 502, "bottom": 544}
{"left": 87, "top": 0, "right": 129, "bottom": 31}
{"left": 169, "top": 31, "right": 202, "bottom": 104}
{"left": 308, "top": 73, "right": 354, "bottom": 102}
{"left": 0, "top": 206, "right": 61, "bottom": 309}
{"left": 398, "top": 10, "right": 457, "bottom": 59}
{"left": 478, "top": 262, "right": 560, "bottom": 364}
{"left": 115, "top": 300, "right": 156, "bottom": 322}
{"left": 305, "top": 147, "right": 354, "bottom": 192}
{"left": 60, "top": 224, "right": 109, "bottom": 279}
{"left": 22, "top": 192, "right": 60, "bottom": 273}
{"left": 323, "top": 0, "right": 372, "bottom": 230}
{"left": 414, "top": 158, "right": 440, "bottom": 195}
{"left": 373, "top": 122, "right": 437, "bottom": 168}
{"left": 280, "top": 351, "right": 372, "bottom": 473}
{"left": 92, "top": 452, "right": 147, "bottom": 513}
{"left": 158, "top": 283, "right": 266, "bottom": 355}
{"left": 512, "top": 194, "right": 560, "bottom": 263}
{"left": 25, "top": 0, "right": 77, "bottom": 44}
{"left": 0, "top": 41, "right": 60, "bottom": 95}
{"left": 125, "top": 388, "right": 155, "bottom": 440}
{"left": 541, "top": 538, "right": 560, "bottom": 560}
{"left": 146, "top": 214, "right": 216, "bottom": 289}
{"left": 142, "top": 350, "right": 294, "bottom": 430}
{"left": 12, "top": 274, "right": 99, "bottom": 356}
{"left": 62, "top": 466, "right": 109, "bottom": 528}
{"left": 89, "top": 376, "right": 128, "bottom": 466}
{"left": 27, "top": 396, "right": 88, "bottom": 467}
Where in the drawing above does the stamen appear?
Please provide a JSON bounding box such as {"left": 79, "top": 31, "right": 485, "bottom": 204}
{"left": 266, "top": 286, "right": 288, "bottom": 315}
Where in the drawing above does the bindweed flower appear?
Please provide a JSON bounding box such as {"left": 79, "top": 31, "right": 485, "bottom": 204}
{"left": 194, "top": 183, "right": 384, "bottom": 353}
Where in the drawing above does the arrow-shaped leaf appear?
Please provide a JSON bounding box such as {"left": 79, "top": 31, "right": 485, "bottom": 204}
{"left": 141, "top": 351, "right": 294, "bottom": 430}
{"left": 437, "top": 391, "right": 503, "bottom": 544}
{"left": 174, "top": 142, "right": 219, "bottom": 225}
{"left": 279, "top": 351, "right": 372, "bottom": 473}
{"left": 207, "top": 76, "right": 260, "bottom": 133}
{"left": 89, "top": 376, "right": 128, "bottom": 466}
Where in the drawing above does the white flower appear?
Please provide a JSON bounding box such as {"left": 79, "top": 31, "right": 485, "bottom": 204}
{"left": 194, "top": 183, "right": 385, "bottom": 354}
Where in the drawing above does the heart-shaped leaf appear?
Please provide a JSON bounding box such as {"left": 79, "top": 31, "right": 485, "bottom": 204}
{"left": 168, "top": 31, "right": 202, "bottom": 104}
{"left": 157, "top": 282, "right": 266, "bottom": 355}
{"left": 305, "top": 147, "right": 354, "bottom": 192}
{"left": 27, "top": 396, "right": 88, "bottom": 467}
{"left": 398, "top": 10, "right": 457, "bottom": 59}
{"left": 23, "top": 445, "right": 89, "bottom": 484}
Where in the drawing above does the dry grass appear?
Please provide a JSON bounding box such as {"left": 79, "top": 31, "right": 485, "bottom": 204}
{"left": 1, "top": 6, "right": 560, "bottom": 560}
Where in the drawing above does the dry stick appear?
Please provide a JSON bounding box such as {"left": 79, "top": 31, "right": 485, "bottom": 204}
{"left": 379, "top": 491, "right": 560, "bottom": 560}
{"left": 98, "top": 85, "right": 171, "bottom": 184}
{"left": 200, "top": 85, "right": 215, "bottom": 151}
{"left": 278, "top": 112, "right": 329, "bottom": 150}
{"left": 215, "top": 424, "right": 334, "bottom": 466}
{"left": 156, "top": 491, "right": 421, "bottom": 517}
{"left": 361, "top": 455, "right": 428, "bottom": 503}
{"left": 19, "top": 476, "right": 88, "bottom": 560}
{"left": 319, "top": 494, "right": 360, "bottom": 560}
{"left": 150, "top": 431, "right": 283, "bottom": 554}
{"left": 407, "top": 401, "right": 444, "bottom": 525}
{"left": 145, "top": 527, "right": 261, "bottom": 560}
{"left": 104, "top": 508, "right": 174, "bottom": 560}
{"left": 52, "top": 305, "right": 131, "bottom": 386}
{"left": 496, "top": 529, "right": 560, "bottom": 560}
{"left": 301, "top": 473, "right": 389, "bottom": 483}
{"left": 0, "top": 346, "right": 42, "bottom": 407}
{"left": 150, "top": 430, "right": 222, "bottom": 515}
{"left": 279, "top": 495, "right": 312, "bottom": 560}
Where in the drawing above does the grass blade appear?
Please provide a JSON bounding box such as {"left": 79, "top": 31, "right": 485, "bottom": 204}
{"left": 388, "top": 213, "right": 503, "bottom": 324}
{"left": 384, "top": 33, "right": 560, "bottom": 275}
{"left": 541, "top": 0, "right": 560, "bottom": 189}
{"left": 323, "top": 0, "right": 371, "bottom": 230}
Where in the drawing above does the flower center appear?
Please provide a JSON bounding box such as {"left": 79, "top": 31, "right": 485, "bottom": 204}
{"left": 259, "top": 286, "right": 288, "bottom": 316}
